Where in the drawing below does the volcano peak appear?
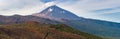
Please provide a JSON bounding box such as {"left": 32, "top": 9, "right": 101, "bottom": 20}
{"left": 33, "top": 5, "right": 81, "bottom": 20}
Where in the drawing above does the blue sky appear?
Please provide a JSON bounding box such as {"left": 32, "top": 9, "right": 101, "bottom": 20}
{"left": 0, "top": 0, "right": 120, "bottom": 23}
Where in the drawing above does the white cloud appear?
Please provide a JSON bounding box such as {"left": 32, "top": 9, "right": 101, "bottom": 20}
{"left": 44, "top": 1, "right": 57, "bottom": 7}
{"left": 0, "top": 0, "right": 44, "bottom": 15}
{"left": 57, "top": 0, "right": 120, "bottom": 22}
{"left": 0, "top": 0, "right": 59, "bottom": 16}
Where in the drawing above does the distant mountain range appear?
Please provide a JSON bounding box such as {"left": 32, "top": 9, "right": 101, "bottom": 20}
{"left": 0, "top": 5, "right": 120, "bottom": 39}
{"left": 0, "top": 15, "right": 60, "bottom": 24}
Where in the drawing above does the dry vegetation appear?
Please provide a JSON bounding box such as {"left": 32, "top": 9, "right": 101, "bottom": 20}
{"left": 0, "top": 21, "right": 103, "bottom": 39}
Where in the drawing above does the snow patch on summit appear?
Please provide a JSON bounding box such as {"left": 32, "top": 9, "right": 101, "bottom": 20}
{"left": 32, "top": 5, "right": 81, "bottom": 20}
{"left": 49, "top": 8, "right": 53, "bottom": 12}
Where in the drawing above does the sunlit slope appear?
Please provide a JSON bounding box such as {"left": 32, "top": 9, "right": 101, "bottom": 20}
{"left": 0, "top": 21, "right": 103, "bottom": 39}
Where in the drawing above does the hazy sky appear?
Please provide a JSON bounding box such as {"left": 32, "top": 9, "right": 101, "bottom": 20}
{"left": 0, "top": 0, "right": 120, "bottom": 23}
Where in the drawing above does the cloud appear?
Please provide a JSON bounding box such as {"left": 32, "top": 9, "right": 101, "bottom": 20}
{"left": 0, "top": 0, "right": 41, "bottom": 9}
{"left": 0, "top": 0, "right": 44, "bottom": 15}
{"left": 93, "top": 8, "right": 115, "bottom": 12}
{"left": 44, "top": 1, "right": 57, "bottom": 7}
{"left": 40, "top": 0, "right": 79, "bottom": 3}
{"left": 40, "top": 0, "right": 55, "bottom": 3}
{"left": 57, "top": 0, "right": 120, "bottom": 22}
{"left": 93, "top": 6, "right": 120, "bottom": 14}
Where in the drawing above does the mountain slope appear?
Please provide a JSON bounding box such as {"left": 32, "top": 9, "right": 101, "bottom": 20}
{"left": 32, "top": 5, "right": 81, "bottom": 20}
{"left": 0, "top": 5, "right": 120, "bottom": 39}
{"left": 0, "top": 21, "right": 103, "bottom": 39}
{"left": 33, "top": 5, "right": 120, "bottom": 39}
{"left": 63, "top": 19, "right": 120, "bottom": 38}
{"left": 0, "top": 15, "right": 60, "bottom": 24}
